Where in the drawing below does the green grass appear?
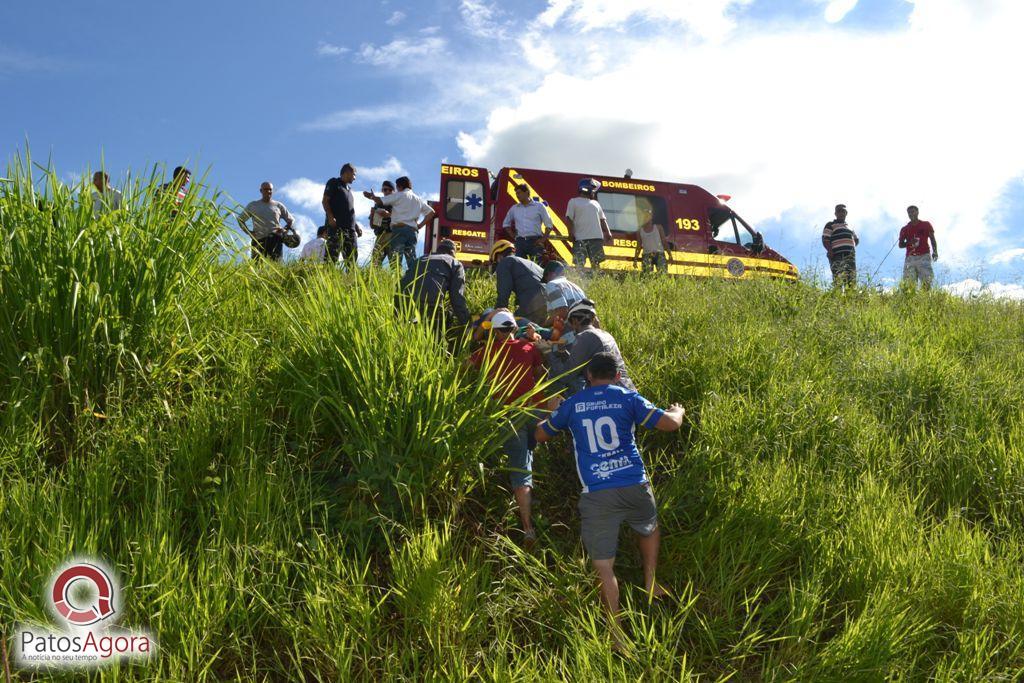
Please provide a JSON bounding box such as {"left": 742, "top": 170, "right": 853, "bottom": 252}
{"left": 2, "top": 159, "right": 1024, "bottom": 680}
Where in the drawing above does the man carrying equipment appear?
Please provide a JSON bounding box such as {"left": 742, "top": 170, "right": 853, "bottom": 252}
{"left": 238, "top": 181, "right": 296, "bottom": 261}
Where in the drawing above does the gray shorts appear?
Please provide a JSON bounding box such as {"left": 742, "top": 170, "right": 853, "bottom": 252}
{"left": 502, "top": 425, "right": 533, "bottom": 490}
{"left": 578, "top": 482, "right": 658, "bottom": 561}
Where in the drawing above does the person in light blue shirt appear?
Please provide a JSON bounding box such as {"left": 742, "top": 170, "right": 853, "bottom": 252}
{"left": 535, "top": 352, "right": 684, "bottom": 649}
{"left": 503, "top": 184, "right": 554, "bottom": 262}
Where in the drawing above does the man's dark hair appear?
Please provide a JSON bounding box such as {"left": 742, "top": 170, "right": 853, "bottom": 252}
{"left": 437, "top": 238, "right": 457, "bottom": 255}
{"left": 543, "top": 260, "right": 566, "bottom": 279}
{"left": 586, "top": 352, "right": 619, "bottom": 381}
{"left": 317, "top": 225, "right": 329, "bottom": 238}
{"left": 835, "top": 203, "right": 847, "bottom": 211}
{"left": 907, "top": 204, "right": 919, "bottom": 212}
{"left": 381, "top": 180, "right": 395, "bottom": 191}
{"left": 515, "top": 184, "right": 529, "bottom": 194}
{"left": 341, "top": 163, "right": 356, "bottom": 175}
{"left": 396, "top": 176, "right": 412, "bottom": 190}
{"left": 172, "top": 166, "right": 190, "bottom": 180}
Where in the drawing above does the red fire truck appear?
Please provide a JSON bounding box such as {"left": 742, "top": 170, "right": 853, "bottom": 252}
{"left": 425, "top": 164, "right": 798, "bottom": 280}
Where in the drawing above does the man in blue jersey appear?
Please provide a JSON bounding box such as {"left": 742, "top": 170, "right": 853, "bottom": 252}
{"left": 535, "top": 352, "right": 684, "bottom": 647}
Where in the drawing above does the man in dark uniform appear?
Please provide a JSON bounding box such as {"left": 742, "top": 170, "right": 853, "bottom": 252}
{"left": 322, "top": 163, "right": 363, "bottom": 268}
{"left": 398, "top": 239, "right": 470, "bottom": 333}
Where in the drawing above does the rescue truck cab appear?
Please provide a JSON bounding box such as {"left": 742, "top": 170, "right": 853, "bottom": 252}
{"left": 426, "top": 164, "right": 797, "bottom": 281}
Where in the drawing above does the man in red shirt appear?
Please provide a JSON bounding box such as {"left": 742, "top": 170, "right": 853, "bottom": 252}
{"left": 468, "top": 310, "right": 546, "bottom": 543}
{"left": 898, "top": 205, "right": 939, "bottom": 289}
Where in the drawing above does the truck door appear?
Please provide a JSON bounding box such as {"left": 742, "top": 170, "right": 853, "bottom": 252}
{"left": 432, "top": 164, "right": 490, "bottom": 267}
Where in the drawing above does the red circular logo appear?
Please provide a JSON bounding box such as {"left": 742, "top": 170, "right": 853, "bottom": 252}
{"left": 50, "top": 562, "right": 116, "bottom": 626}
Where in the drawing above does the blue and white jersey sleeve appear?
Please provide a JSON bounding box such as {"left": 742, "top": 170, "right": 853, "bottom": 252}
{"left": 540, "top": 399, "right": 572, "bottom": 436}
{"left": 632, "top": 393, "right": 665, "bottom": 430}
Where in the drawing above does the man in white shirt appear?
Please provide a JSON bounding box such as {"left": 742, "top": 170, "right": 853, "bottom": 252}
{"left": 503, "top": 184, "right": 554, "bottom": 263}
{"left": 238, "top": 181, "right": 295, "bottom": 261}
{"left": 300, "top": 225, "right": 329, "bottom": 261}
{"left": 364, "top": 175, "right": 435, "bottom": 272}
{"left": 91, "top": 171, "right": 122, "bottom": 218}
{"left": 565, "top": 178, "right": 613, "bottom": 270}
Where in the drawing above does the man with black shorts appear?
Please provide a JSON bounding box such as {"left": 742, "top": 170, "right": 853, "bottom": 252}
{"left": 536, "top": 352, "right": 684, "bottom": 649}
{"left": 322, "top": 163, "right": 363, "bottom": 268}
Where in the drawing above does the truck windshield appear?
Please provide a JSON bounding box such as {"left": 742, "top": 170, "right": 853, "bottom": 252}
{"left": 708, "top": 206, "right": 758, "bottom": 249}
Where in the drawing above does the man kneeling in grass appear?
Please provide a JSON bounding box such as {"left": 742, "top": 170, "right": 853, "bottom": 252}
{"left": 535, "top": 352, "right": 684, "bottom": 647}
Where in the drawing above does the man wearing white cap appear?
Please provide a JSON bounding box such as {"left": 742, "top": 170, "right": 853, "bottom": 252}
{"left": 468, "top": 309, "right": 546, "bottom": 544}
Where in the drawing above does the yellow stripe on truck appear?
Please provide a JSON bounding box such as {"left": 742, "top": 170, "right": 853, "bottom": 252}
{"left": 505, "top": 168, "right": 798, "bottom": 281}
{"left": 505, "top": 170, "right": 576, "bottom": 264}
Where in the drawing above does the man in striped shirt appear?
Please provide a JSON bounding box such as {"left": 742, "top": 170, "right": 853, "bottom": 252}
{"left": 821, "top": 204, "right": 859, "bottom": 288}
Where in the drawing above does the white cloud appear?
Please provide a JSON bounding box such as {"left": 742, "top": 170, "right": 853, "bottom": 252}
{"left": 278, "top": 178, "right": 324, "bottom": 212}
{"left": 460, "top": 0, "right": 508, "bottom": 39}
{"left": 543, "top": 0, "right": 754, "bottom": 41}
{"left": 944, "top": 278, "right": 1024, "bottom": 300}
{"left": 355, "top": 37, "right": 446, "bottom": 68}
{"left": 358, "top": 156, "right": 407, "bottom": 184}
{"left": 316, "top": 42, "right": 349, "bottom": 57}
{"left": 386, "top": 11, "right": 406, "bottom": 26}
{"left": 990, "top": 248, "right": 1024, "bottom": 265}
{"left": 816, "top": 0, "right": 859, "bottom": 23}
{"left": 457, "top": 0, "right": 1024, "bottom": 262}
{"left": 301, "top": 103, "right": 470, "bottom": 132}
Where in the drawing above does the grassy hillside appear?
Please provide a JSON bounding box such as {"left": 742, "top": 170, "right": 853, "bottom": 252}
{"left": 3, "top": 165, "right": 1024, "bottom": 681}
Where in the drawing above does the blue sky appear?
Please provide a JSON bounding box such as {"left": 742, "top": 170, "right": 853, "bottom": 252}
{"left": 3, "top": 0, "right": 1023, "bottom": 295}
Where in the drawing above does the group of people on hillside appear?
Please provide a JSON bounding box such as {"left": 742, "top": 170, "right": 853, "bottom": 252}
{"left": 822, "top": 203, "right": 939, "bottom": 289}
{"left": 235, "top": 164, "right": 436, "bottom": 269}
{"left": 392, "top": 228, "right": 683, "bottom": 648}
{"left": 233, "top": 168, "right": 676, "bottom": 275}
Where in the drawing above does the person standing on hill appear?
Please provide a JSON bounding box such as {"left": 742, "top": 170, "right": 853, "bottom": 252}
{"left": 365, "top": 175, "right": 435, "bottom": 272}
{"left": 821, "top": 204, "right": 859, "bottom": 288}
{"left": 566, "top": 178, "right": 613, "bottom": 270}
{"left": 238, "top": 181, "right": 295, "bottom": 261}
{"left": 503, "top": 183, "right": 554, "bottom": 263}
{"left": 158, "top": 166, "right": 191, "bottom": 217}
{"left": 91, "top": 171, "right": 122, "bottom": 218}
{"left": 468, "top": 309, "right": 546, "bottom": 544}
{"left": 535, "top": 352, "right": 684, "bottom": 649}
{"left": 491, "top": 239, "right": 548, "bottom": 323}
{"left": 634, "top": 214, "right": 670, "bottom": 273}
{"left": 398, "top": 238, "right": 470, "bottom": 331}
{"left": 899, "top": 205, "right": 939, "bottom": 289}
{"left": 369, "top": 180, "right": 396, "bottom": 267}
{"left": 323, "top": 163, "right": 362, "bottom": 269}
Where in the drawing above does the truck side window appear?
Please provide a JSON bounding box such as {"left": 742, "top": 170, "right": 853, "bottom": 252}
{"left": 445, "top": 180, "right": 485, "bottom": 223}
{"left": 596, "top": 193, "right": 667, "bottom": 233}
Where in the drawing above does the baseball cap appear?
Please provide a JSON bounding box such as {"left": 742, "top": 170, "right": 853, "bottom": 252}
{"left": 490, "top": 310, "right": 517, "bottom": 330}
{"left": 567, "top": 299, "right": 597, "bottom": 319}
